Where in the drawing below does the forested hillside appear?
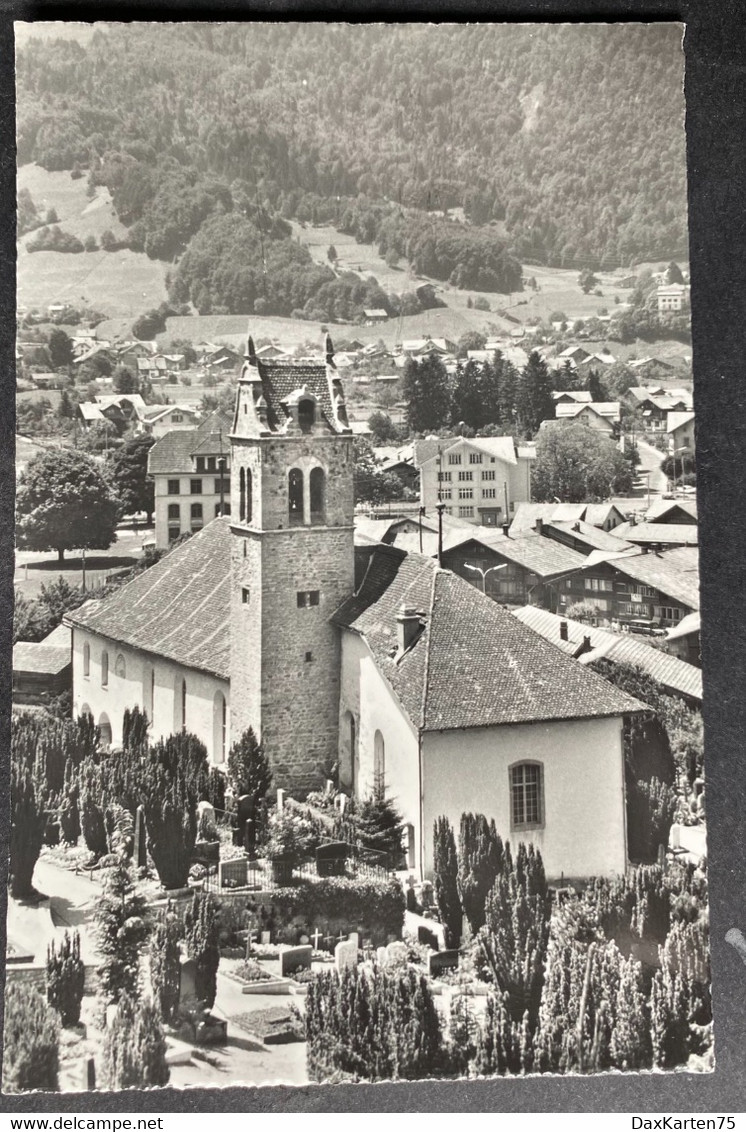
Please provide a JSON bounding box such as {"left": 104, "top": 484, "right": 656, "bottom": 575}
{"left": 16, "top": 23, "right": 687, "bottom": 316}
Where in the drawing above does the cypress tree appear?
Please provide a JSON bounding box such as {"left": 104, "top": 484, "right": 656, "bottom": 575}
{"left": 103, "top": 994, "right": 169, "bottom": 1089}
{"left": 2, "top": 983, "right": 60, "bottom": 1093}
{"left": 142, "top": 738, "right": 200, "bottom": 889}
{"left": 475, "top": 842, "right": 551, "bottom": 1027}
{"left": 59, "top": 756, "right": 81, "bottom": 845}
{"left": 10, "top": 718, "right": 48, "bottom": 898}
{"left": 122, "top": 705, "right": 149, "bottom": 750}
{"left": 457, "top": 812, "right": 504, "bottom": 935}
{"left": 433, "top": 816, "right": 462, "bottom": 948}
{"left": 46, "top": 930, "right": 85, "bottom": 1027}
{"left": 149, "top": 905, "right": 182, "bottom": 1024}
{"left": 79, "top": 757, "right": 109, "bottom": 858}
{"left": 95, "top": 856, "right": 150, "bottom": 1004}
{"left": 184, "top": 891, "right": 220, "bottom": 1009}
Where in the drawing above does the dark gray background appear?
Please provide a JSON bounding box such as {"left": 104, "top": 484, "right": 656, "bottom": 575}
{"left": 1, "top": 1, "right": 744, "bottom": 1111}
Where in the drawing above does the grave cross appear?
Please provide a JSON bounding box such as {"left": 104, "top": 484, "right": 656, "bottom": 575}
{"left": 336, "top": 930, "right": 346, "bottom": 945}
{"left": 311, "top": 928, "right": 323, "bottom": 950}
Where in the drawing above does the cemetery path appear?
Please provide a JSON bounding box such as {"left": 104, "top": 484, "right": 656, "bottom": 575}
{"left": 31, "top": 858, "right": 103, "bottom": 962}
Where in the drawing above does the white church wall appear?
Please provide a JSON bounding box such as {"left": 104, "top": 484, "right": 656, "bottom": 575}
{"left": 339, "top": 632, "right": 421, "bottom": 869}
{"left": 421, "top": 715, "right": 627, "bottom": 881}
{"left": 71, "top": 627, "right": 230, "bottom": 764}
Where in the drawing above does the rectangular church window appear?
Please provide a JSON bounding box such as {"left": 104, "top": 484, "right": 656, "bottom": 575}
{"left": 297, "top": 590, "right": 320, "bottom": 608}
{"left": 242, "top": 587, "right": 250, "bottom": 604}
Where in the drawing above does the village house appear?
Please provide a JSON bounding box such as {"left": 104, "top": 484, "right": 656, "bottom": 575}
{"left": 363, "top": 308, "right": 388, "bottom": 324}
{"left": 139, "top": 403, "right": 202, "bottom": 439}
{"left": 510, "top": 501, "right": 627, "bottom": 535}
{"left": 556, "top": 545, "right": 700, "bottom": 630}
{"left": 625, "top": 386, "right": 693, "bottom": 433}
{"left": 76, "top": 393, "right": 148, "bottom": 435}
{"left": 550, "top": 401, "right": 621, "bottom": 435}
{"left": 551, "top": 390, "right": 592, "bottom": 405}
{"left": 667, "top": 410, "right": 696, "bottom": 455}
{"left": 657, "top": 282, "right": 690, "bottom": 313}
{"left": 414, "top": 435, "right": 535, "bottom": 527}
{"left": 148, "top": 409, "right": 232, "bottom": 548}
{"left": 65, "top": 333, "right": 643, "bottom": 881}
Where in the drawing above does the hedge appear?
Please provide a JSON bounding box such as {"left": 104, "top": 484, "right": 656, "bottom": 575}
{"left": 226, "top": 876, "right": 405, "bottom": 946}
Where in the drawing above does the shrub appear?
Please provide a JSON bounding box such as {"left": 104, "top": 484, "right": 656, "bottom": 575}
{"left": 79, "top": 759, "right": 109, "bottom": 858}
{"left": 95, "top": 856, "right": 150, "bottom": 1003}
{"left": 355, "top": 780, "right": 405, "bottom": 864}
{"left": 264, "top": 806, "right": 318, "bottom": 868}
{"left": 305, "top": 964, "right": 441, "bottom": 1082}
{"left": 46, "top": 930, "right": 85, "bottom": 1027}
{"left": 227, "top": 726, "right": 272, "bottom": 815}
{"left": 474, "top": 991, "right": 533, "bottom": 1076}
{"left": 651, "top": 917, "right": 711, "bottom": 1068}
{"left": 244, "top": 876, "right": 405, "bottom": 946}
{"left": 433, "top": 816, "right": 462, "bottom": 948}
{"left": 2, "top": 983, "right": 60, "bottom": 1092}
{"left": 103, "top": 994, "right": 169, "bottom": 1089}
{"left": 184, "top": 892, "right": 220, "bottom": 1009}
{"left": 149, "top": 906, "right": 181, "bottom": 1024}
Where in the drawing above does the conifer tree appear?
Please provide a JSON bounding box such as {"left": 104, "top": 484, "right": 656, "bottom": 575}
{"left": 2, "top": 983, "right": 60, "bottom": 1093}
{"left": 226, "top": 726, "right": 272, "bottom": 805}
{"left": 356, "top": 779, "right": 405, "bottom": 864}
{"left": 149, "top": 905, "right": 182, "bottom": 1024}
{"left": 59, "top": 756, "right": 81, "bottom": 845}
{"left": 433, "top": 816, "right": 462, "bottom": 948}
{"left": 122, "top": 705, "right": 149, "bottom": 750}
{"left": 79, "top": 757, "right": 109, "bottom": 858}
{"left": 95, "top": 856, "right": 150, "bottom": 1003}
{"left": 401, "top": 356, "right": 452, "bottom": 433}
{"left": 10, "top": 718, "right": 48, "bottom": 898}
{"left": 457, "top": 812, "right": 504, "bottom": 935}
{"left": 474, "top": 991, "right": 532, "bottom": 1076}
{"left": 475, "top": 843, "right": 551, "bottom": 1027}
{"left": 515, "top": 351, "right": 554, "bottom": 436}
{"left": 103, "top": 993, "right": 169, "bottom": 1089}
{"left": 46, "top": 930, "right": 85, "bottom": 1027}
{"left": 184, "top": 892, "right": 220, "bottom": 1009}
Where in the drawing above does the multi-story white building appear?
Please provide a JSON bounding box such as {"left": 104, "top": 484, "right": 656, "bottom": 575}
{"left": 414, "top": 436, "right": 536, "bottom": 527}
{"left": 148, "top": 409, "right": 232, "bottom": 548}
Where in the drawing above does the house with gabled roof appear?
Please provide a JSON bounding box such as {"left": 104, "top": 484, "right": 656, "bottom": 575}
{"left": 414, "top": 435, "right": 535, "bottom": 527}
{"left": 148, "top": 409, "right": 233, "bottom": 548}
{"left": 551, "top": 401, "right": 621, "bottom": 435}
{"left": 64, "top": 330, "right": 644, "bottom": 882}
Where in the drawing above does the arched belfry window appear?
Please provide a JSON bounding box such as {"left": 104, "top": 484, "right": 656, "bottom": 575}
{"left": 289, "top": 468, "right": 304, "bottom": 525}
{"left": 239, "top": 467, "right": 246, "bottom": 522}
{"left": 374, "top": 730, "right": 385, "bottom": 786}
{"left": 245, "top": 468, "right": 252, "bottom": 524}
{"left": 310, "top": 467, "right": 326, "bottom": 525}
{"left": 298, "top": 398, "right": 315, "bottom": 432}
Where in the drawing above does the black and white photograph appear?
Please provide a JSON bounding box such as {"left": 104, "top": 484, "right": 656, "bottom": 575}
{"left": 8, "top": 20, "right": 710, "bottom": 1095}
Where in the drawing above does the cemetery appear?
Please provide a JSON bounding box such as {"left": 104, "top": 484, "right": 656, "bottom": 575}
{"left": 6, "top": 705, "right": 712, "bottom": 1090}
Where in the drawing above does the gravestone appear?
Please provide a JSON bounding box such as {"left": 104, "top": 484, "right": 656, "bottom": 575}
{"left": 325, "top": 779, "right": 335, "bottom": 797}
{"left": 105, "top": 1004, "right": 118, "bottom": 1030}
{"left": 197, "top": 799, "right": 215, "bottom": 825}
{"left": 334, "top": 793, "right": 347, "bottom": 815}
{"left": 419, "top": 881, "right": 434, "bottom": 910}
{"left": 385, "top": 941, "right": 408, "bottom": 965}
{"left": 418, "top": 924, "right": 440, "bottom": 950}
{"left": 220, "top": 857, "right": 248, "bottom": 889}
{"left": 428, "top": 949, "right": 460, "bottom": 977}
{"left": 133, "top": 805, "right": 147, "bottom": 869}
{"left": 235, "top": 795, "right": 253, "bottom": 849}
{"left": 316, "top": 840, "right": 348, "bottom": 877}
{"left": 260, "top": 931, "right": 271, "bottom": 945}
{"left": 377, "top": 946, "right": 388, "bottom": 966}
{"left": 85, "top": 1056, "right": 96, "bottom": 1091}
{"left": 281, "top": 944, "right": 312, "bottom": 978}
{"left": 335, "top": 932, "right": 359, "bottom": 974}
{"left": 180, "top": 956, "right": 197, "bottom": 1004}
{"left": 276, "top": 788, "right": 285, "bottom": 811}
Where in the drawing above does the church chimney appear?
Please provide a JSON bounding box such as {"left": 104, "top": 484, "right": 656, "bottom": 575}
{"left": 397, "top": 605, "right": 422, "bottom": 653}
{"left": 325, "top": 333, "right": 335, "bottom": 368}
{"left": 559, "top": 620, "right": 569, "bottom": 642}
{"left": 535, "top": 517, "right": 544, "bottom": 535}
{"left": 245, "top": 334, "right": 257, "bottom": 366}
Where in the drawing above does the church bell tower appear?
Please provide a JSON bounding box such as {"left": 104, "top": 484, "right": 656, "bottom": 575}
{"left": 229, "top": 332, "right": 355, "bottom": 791}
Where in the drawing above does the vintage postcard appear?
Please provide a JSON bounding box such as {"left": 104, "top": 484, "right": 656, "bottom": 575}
{"left": 8, "top": 21, "right": 709, "bottom": 1094}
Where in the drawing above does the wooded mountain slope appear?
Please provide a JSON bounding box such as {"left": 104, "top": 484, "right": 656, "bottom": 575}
{"left": 16, "top": 22, "right": 687, "bottom": 268}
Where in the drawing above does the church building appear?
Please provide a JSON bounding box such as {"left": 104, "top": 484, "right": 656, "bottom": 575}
{"left": 66, "top": 335, "right": 642, "bottom": 881}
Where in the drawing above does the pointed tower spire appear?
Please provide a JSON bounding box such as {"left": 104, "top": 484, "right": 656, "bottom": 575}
{"left": 325, "top": 333, "right": 335, "bottom": 368}
{"left": 245, "top": 333, "right": 257, "bottom": 366}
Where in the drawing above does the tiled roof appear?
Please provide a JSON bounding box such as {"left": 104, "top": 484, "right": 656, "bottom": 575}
{"left": 584, "top": 503, "right": 624, "bottom": 528}
{"left": 666, "top": 611, "right": 701, "bottom": 641}
{"left": 511, "top": 606, "right": 702, "bottom": 703}
{"left": 645, "top": 498, "right": 697, "bottom": 523}
{"left": 413, "top": 435, "right": 519, "bottom": 469}
{"left": 551, "top": 390, "right": 592, "bottom": 401}
{"left": 555, "top": 401, "right": 620, "bottom": 421}
{"left": 611, "top": 523, "right": 698, "bottom": 547}
{"left": 600, "top": 549, "right": 700, "bottom": 611}
{"left": 13, "top": 642, "right": 71, "bottom": 675}
{"left": 247, "top": 356, "right": 344, "bottom": 433}
{"left": 667, "top": 411, "right": 695, "bottom": 433}
{"left": 333, "top": 548, "right": 643, "bottom": 732}
{"left": 147, "top": 410, "right": 232, "bottom": 474}
{"left": 546, "top": 521, "right": 633, "bottom": 553}
{"left": 65, "top": 521, "right": 232, "bottom": 679}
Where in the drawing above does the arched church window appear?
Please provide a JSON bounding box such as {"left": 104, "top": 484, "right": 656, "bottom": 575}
{"left": 289, "top": 468, "right": 304, "bottom": 525}
{"left": 374, "top": 730, "right": 385, "bottom": 786}
{"left": 245, "top": 468, "right": 252, "bottom": 524}
{"left": 115, "top": 653, "right": 126, "bottom": 678}
{"left": 213, "top": 691, "right": 227, "bottom": 764}
{"left": 310, "top": 467, "right": 326, "bottom": 525}
{"left": 298, "top": 398, "right": 315, "bottom": 432}
{"left": 101, "top": 650, "right": 109, "bottom": 687}
{"left": 83, "top": 642, "right": 90, "bottom": 677}
{"left": 239, "top": 468, "right": 245, "bottom": 522}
